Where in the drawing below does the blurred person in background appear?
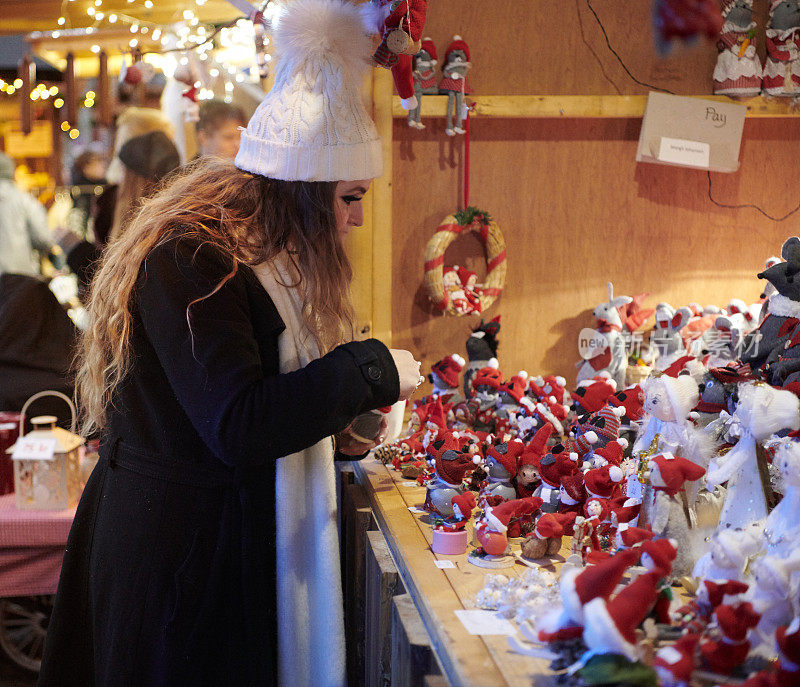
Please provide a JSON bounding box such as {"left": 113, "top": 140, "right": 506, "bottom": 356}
{"left": 0, "top": 152, "right": 56, "bottom": 277}
{"left": 58, "top": 108, "right": 180, "bottom": 294}
{"left": 69, "top": 148, "right": 108, "bottom": 235}
{"left": 195, "top": 99, "right": 246, "bottom": 160}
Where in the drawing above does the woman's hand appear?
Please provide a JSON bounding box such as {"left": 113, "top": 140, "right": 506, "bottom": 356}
{"left": 336, "top": 417, "right": 388, "bottom": 456}
{"left": 390, "top": 348, "right": 422, "bottom": 401}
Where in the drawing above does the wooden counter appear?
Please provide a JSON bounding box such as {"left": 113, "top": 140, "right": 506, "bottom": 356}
{"left": 353, "top": 456, "right": 561, "bottom": 687}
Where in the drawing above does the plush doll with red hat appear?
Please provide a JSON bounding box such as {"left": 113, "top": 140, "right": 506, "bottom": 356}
{"left": 516, "top": 424, "right": 552, "bottom": 498}
{"left": 584, "top": 464, "right": 625, "bottom": 501}
{"left": 536, "top": 548, "right": 639, "bottom": 642}
{"left": 674, "top": 578, "right": 749, "bottom": 635}
{"left": 439, "top": 489, "right": 476, "bottom": 532}
{"left": 583, "top": 497, "right": 613, "bottom": 551}
{"left": 495, "top": 370, "right": 529, "bottom": 437}
{"left": 700, "top": 601, "right": 761, "bottom": 674}
{"left": 475, "top": 495, "right": 542, "bottom": 557}
{"left": 581, "top": 570, "right": 661, "bottom": 663}
{"left": 467, "top": 358, "right": 503, "bottom": 435}
{"left": 653, "top": 632, "right": 701, "bottom": 687}
{"left": 438, "top": 35, "right": 472, "bottom": 136}
{"left": 368, "top": 0, "right": 428, "bottom": 110}
{"left": 640, "top": 538, "right": 678, "bottom": 623}
{"left": 480, "top": 437, "right": 524, "bottom": 504}
{"left": 427, "top": 353, "right": 465, "bottom": 404}
{"left": 463, "top": 317, "right": 501, "bottom": 395}
{"left": 558, "top": 472, "right": 587, "bottom": 515}
{"left": 407, "top": 37, "right": 437, "bottom": 129}
{"left": 589, "top": 437, "right": 627, "bottom": 469}
{"left": 616, "top": 524, "right": 654, "bottom": 550}
{"left": 644, "top": 452, "right": 705, "bottom": 578}
{"left": 521, "top": 511, "right": 577, "bottom": 560}
{"left": 424, "top": 433, "right": 479, "bottom": 517}
{"left": 535, "top": 446, "right": 580, "bottom": 513}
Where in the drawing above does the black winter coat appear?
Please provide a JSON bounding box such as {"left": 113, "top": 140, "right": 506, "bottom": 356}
{"left": 38, "top": 238, "right": 400, "bottom": 686}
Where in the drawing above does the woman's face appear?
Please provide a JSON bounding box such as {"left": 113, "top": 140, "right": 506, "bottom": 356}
{"left": 334, "top": 179, "right": 371, "bottom": 240}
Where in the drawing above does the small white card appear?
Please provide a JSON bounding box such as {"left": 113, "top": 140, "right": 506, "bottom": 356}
{"left": 401, "top": 481, "right": 418, "bottom": 488}
{"left": 12, "top": 436, "right": 57, "bottom": 461}
{"left": 658, "top": 136, "right": 710, "bottom": 168}
{"left": 408, "top": 506, "right": 427, "bottom": 514}
{"left": 626, "top": 474, "right": 643, "bottom": 501}
{"left": 454, "top": 610, "right": 517, "bottom": 636}
{"left": 434, "top": 560, "right": 456, "bottom": 569}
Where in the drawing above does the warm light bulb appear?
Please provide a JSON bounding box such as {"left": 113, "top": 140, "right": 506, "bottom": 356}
{"left": 49, "top": 86, "right": 58, "bottom": 95}
{"left": 6, "top": 86, "right": 15, "bottom": 94}
{"left": 13, "top": 79, "right": 22, "bottom": 88}
{"left": 57, "top": 16, "right": 66, "bottom": 25}
{"left": 129, "top": 38, "right": 138, "bottom": 48}
{"left": 86, "top": 7, "right": 95, "bottom": 16}
{"left": 91, "top": 44, "right": 100, "bottom": 53}
{"left": 86, "top": 90, "right": 96, "bottom": 98}
{"left": 69, "top": 129, "right": 79, "bottom": 139}
{"left": 141, "top": 26, "right": 148, "bottom": 34}
{"left": 40, "top": 90, "right": 50, "bottom": 99}
{"left": 152, "top": 29, "right": 161, "bottom": 40}
{"left": 52, "top": 31, "right": 61, "bottom": 38}
{"left": 108, "top": 13, "right": 117, "bottom": 23}
{"left": 144, "top": 0, "right": 153, "bottom": 7}
{"left": 30, "top": 91, "right": 39, "bottom": 100}
{"left": 94, "top": 0, "right": 102, "bottom": 6}
{"left": 209, "top": 68, "right": 219, "bottom": 77}
{"left": 61, "top": 121, "right": 70, "bottom": 131}
{"left": 54, "top": 98, "right": 64, "bottom": 108}
{"left": 131, "top": 24, "right": 139, "bottom": 33}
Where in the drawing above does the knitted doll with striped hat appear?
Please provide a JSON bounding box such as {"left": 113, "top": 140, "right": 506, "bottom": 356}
{"left": 408, "top": 37, "right": 437, "bottom": 129}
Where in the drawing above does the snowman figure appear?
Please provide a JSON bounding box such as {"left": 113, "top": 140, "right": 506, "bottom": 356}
{"left": 438, "top": 36, "right": 472, "bottom": 136}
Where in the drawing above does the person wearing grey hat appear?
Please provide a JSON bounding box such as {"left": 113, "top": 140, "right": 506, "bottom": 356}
{"left": 0, "top": 152, "right": 56, "bottom": 277}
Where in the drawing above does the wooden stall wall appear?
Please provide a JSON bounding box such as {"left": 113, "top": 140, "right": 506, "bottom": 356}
{"left": 390, "top": 0, "right": 800, "bottom": 386}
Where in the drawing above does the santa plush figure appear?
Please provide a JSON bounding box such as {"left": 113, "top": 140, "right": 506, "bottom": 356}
{"left": 581, "top": 571, "right": 661, "bottom": 662}
{"left": 674, "top": 578, "right": 750, "bottom": 634}
{"left": 558, "top": 472, "right": 587, "bottom": 515}
{"left": 449, "top": 490, "right": 476, "bottom": 528}
{"left": 477, "top": 496, "right": 542, "bottom": 555}
{"left": 700, "top": 601, "right": 761, "bottom": 674}
{"left": 369, "top": 0, "right": 428, "bottom": 110}
{"left": 516, "top": 424, "right": 552, "bottom": 497}
{"left": 640, "top": 538, "right": 678, "bottom": 623}
{"left": 537, "top": 548, "right": 639, "bottom": 642}
{"left": 535, "top": 447, "right": 579, "bottom": 512}
{"left": 617, "top": 524, "right": 655, "bottom": 550}
{"left": 584, "top": 464, "right": 625, "bottom": 500}
{"left": 653, "top": 633, "right": 701, "bottom": 687}
{"left": 572, "top": 376, "right": 618, "bottom": 415}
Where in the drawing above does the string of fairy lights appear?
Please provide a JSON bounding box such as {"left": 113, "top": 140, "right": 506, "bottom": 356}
{"left": 2, "top": 0, "right": 280, "bottom": 141}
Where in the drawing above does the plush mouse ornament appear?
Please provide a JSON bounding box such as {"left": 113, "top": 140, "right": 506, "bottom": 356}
{"left": 763, "top": 0, "right": 800, "bottom": 96}
{"left": 535, "top": 446, "right": 580, "bottom": 512}
{"left": 572, "top": 376, "right": 618, "bottom": 415}
{"left": 700, "top": 601, "right": 761, "bottom": 674}
{"left": 464, "top": 317, "right": 501, "bottom": 395}
{"left": 743, "top": 237, "right": 800, "bottom": 372}
{"left": 438, "top": 36, "right": 472, "bottom": 136}
{"left": 714, "top": 0, "right": 763, "bottom": 95}
{"left": 652, "top": 303, "right": 693, "bottom": 371}
{"left": 407, "top": 37, "right": 437, "bottom": 129}
{"left": 692, "top": 526, "right": 761, "bottom": 581}
{"left": 521, "top": 511, "right": 576, "bottom": 559}
{"left": 468, "top": 358, "right": 503, "bottom": 434}
{"left": 428, "top": 353, "right": 465, "bottom": 404}
{"left": 653, "top": 0, "right": 723, "bottom": 54}
{"left": 481, "top": 438, "right": 525, "bottom": 503}
{"left": 477, "top": 496, "right": 543, "bottom": 555}
{"left": 424, "top": 433, "right": 478, "bottom": 518}
{"left": 516, "top": 424, "right": 552, "bottom": 497}
{"left": 576, "top": 282, "right": 633, "bottom": 389}
{"left": 368, "top": 0, "right": 428, "bottom": 110}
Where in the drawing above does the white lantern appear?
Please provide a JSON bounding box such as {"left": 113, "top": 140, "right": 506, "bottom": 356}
{"left": 7, "top": 391, "right": 84, "bottom": 510}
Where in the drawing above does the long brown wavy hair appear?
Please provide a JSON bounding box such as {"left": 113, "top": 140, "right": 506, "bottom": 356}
{"left": 76, "top": 157, "right": 355, "bottom": 433}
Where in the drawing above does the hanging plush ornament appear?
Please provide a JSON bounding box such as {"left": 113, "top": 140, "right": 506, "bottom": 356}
{"left": 439, "top": 35, "right": 472, "bottom": 136}
{"left": 367, "top": 0, "right": 428, "bottom": 110}
{"left": 407, "top": 38, "right": 438, "bottom": 129}
{"left": 423, "top": 208, "right": 506, "bottom": 316}
{"left": 652, "top": 0, "right": 723, "bottom": 55}
{"left": 713, "top": 0, "right": 763, "bottom": 96}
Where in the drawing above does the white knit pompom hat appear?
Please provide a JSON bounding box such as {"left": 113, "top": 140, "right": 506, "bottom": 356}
{"left": 235, "top": 0, "right": 382, "bottom": 182}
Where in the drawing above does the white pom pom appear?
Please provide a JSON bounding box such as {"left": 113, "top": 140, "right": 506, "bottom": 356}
{"left": 453, "top": 34, "right": 462, "bottom": 40}
{"left": 452, "top": 354, "right": 466, "bottom": 367}
{"left": 609, "top": 465, "right": 623, "bottom": 483}
{"left": 533, "top": 376, "right": 545, "bottom": 386}
{"left": 612, "top": 406, "right": 626, "bottom": 417}
{"left": 555, "top": 376, "right": 566, "bottom": 387}
{"left": 488, "top": 358, "right": 500, "bottom": 369}
{"left": 549, "top": 396, "right": 557, "bottom": 404}
{"left": 598, "top": 371, "right": 611, "bottom": 379}
{"left": 584, "top": 431, "right": 599, "bottom": 445}
{"left": 569, "top": 452, "right": 578, "bottom": 462}
{"left": 473, "top": 455, "right": 481, "bottom": 465}
{"left": 617, "top": 437, "right": 629, "bottom": 450}
{"left": 517, "top": 370, "right": 529, "bottom": 380}
{"left": 452, "top": 431, "right": 460, "bottom": 438}
{"left": 400, "top": 95, "right": 418, "bottom": 111}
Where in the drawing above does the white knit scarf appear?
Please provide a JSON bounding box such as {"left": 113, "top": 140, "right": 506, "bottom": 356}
{"left": 251, "top": 256, "right": 345, "bottom": 687}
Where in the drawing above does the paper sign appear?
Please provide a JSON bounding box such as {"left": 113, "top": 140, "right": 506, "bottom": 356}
{"left": 626, "top": 475, "right": 643, "bottom": 501}
{"left": 408, "top": 506, "right": 427, "bottom": 514}
{"left": 12, "top": 437, "right": 57, "bottom": 461}
{"left": 657, "top": 137, "right": 710, "bottom": 168}
{"left": 401, "top": 481, "right": 418, "bottom": 487}
{"left": 454, "top": 610, "right": 517, "bottom": 636}
{"left": 434, "top": 560, "right": 455, "bottom": 569}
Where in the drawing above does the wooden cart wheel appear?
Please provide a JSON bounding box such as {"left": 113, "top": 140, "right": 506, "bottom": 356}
{"left": 0, "top": 596, "right": 53, "bottom": 672}
{"left": 423, "top": 207, "right": 506, "bottom": 316}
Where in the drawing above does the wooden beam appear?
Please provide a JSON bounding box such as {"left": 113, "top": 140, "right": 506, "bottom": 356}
{"left": 65, "top": 52, "right": 77, "bottom": 127}
{"left": 96, "top": 50, "right": 111, "bottom": 128}
{"left": 18, "top": 54, "right": 34, "bottom": 135}
{"left": 392, "top": 94, "right": 800, "bottom": 119}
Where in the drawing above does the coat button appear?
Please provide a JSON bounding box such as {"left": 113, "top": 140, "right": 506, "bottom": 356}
{"left": 367, "top": 365, "right": 382, "bottom": 382}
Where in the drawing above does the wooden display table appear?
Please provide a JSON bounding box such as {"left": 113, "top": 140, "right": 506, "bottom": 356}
{"left": 354, "top": 456, "right": 561, "bottom": 687}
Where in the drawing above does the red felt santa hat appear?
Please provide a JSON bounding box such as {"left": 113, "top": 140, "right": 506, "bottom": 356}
{"left": 425, "top": 397, "right": 450, "bottom": 430}
{"left": 484, "top": 496, "right": 543, "bottom": 533}
{"left": 451, "top": 491, "right": 476, "bottom": 521}
{"left": 573, "top": 378, "right": 617, "bottom": 413}
{"left": 485, "top": 438, "right": 525, "bottom": 476}
{"left": 534, "top": 512, "right": 577, "bottom": 539}
{"left": 777, "top": 619, "right": 800, "bottom": 671}
{"left": 559, "top": 472, "right": 586, "bottom": 504}
{"left": 455, "top": 265, "right": 476, "bottom": 286}
{"left": 701, "top": 579, "right": 749, "bottom": 610}
{"left": 583, "top": 497, "right": 610, "bottom": 521}
{"left": 582, "top": 571, "right": 660, "bottom": 659}
{"left": 560, "top": 548, "right": 640, "bottom": 620}
{"left": 430, "top": 354, "right": 465, "bottom": 389}
{"left": 649, "top": 453, "right": 706, "bottom": 497}
{"left": 593, "top": 439, "right": 627, "bottom": 467}
{"left": 538, "top": 445, "right": 578, "bottom": 488}
{"left": 619, "top": 525, "right": 654, "bottom": 548}
{"left": 444, "top": 34, "right": 470, "bottom": 62}
{"left": 519, "top": 424, "right": 553, "bottom": 469}
{"left": 609, "top": 385, "right": 645, "bottom": 422}
{"left": 654, "top": 633, "right": 700, "bottom": 686}
{"left": 419, "top": 37, "right": 437, "bottom": 61}
{"left": 471, "top": 359, "right": 503, "bottom": 391}
{"left": 584, "top": 464, "right": 624, "bottom": 499}
{"left": 541, "top": 374, "right": 568, "bottom": 405}
{"left": 612, "top": 500, "right": 641, "bottom": 524}
{"left": 715, "top": 602, "right": 761, "bottom": 643}
{"left": 640, "top": 538, "right": 677, "bottom": 577}
{"left": 502, "top": 371, "right": 529, "bottom": 403}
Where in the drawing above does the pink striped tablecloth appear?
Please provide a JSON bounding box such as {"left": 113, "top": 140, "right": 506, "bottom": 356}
{"left": 0, "top": 494, "right": 75, "bottom": 597}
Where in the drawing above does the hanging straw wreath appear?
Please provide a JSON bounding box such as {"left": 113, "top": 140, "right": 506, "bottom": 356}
{"left": 423, "top": 207, "right": 506, "bottom": 316}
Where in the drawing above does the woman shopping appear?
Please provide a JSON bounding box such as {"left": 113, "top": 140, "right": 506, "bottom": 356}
{"left": 39, "top": 1, "right": 421, "bottom": 685}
